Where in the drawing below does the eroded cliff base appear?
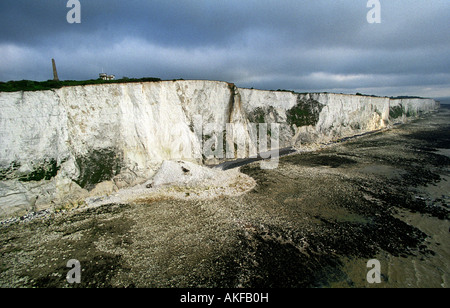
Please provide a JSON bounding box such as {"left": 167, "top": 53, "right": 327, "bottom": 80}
{"left": 0, "top": 81, "right": 440, "bottom": 219}
{"left": 1, "top": 106, "right": 448, "bottom": 288}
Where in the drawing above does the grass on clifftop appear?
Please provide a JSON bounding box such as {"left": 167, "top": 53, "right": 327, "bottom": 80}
{"left": 0, "top": 77, "right": 162, "bottom": 92}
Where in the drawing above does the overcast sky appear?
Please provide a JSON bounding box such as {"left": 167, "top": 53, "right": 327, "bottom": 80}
{"left": 0, "top": 0, "right": 449, "bottom": 98}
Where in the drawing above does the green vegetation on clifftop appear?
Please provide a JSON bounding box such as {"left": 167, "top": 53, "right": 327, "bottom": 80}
{"left": 0, "top": 77, "right": 162, "bottom": 92}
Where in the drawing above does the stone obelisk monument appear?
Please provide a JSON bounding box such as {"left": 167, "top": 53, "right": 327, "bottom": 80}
{"left": 52, "top": 58, "right": 59, "bottom": 81}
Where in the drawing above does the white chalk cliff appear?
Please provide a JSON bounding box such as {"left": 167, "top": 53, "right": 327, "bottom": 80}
{"left": 0, "top": 80, "right": 440, "bottom": 218}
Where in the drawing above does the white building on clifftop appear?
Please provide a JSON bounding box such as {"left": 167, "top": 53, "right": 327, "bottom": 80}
{"left": 99, "top": 73, "right": 115, "bottom": 80}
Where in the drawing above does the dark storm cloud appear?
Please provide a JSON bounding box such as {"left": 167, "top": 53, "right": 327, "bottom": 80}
{"left": 0, "top": 0, "right": 449, "bottom": 97}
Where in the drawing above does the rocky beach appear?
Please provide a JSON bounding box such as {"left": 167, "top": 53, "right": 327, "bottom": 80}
{"left": 1, "top": 105, "right": 448, "bottom": 288}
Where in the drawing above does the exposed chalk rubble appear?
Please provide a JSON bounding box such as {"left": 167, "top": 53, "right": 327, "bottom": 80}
{"left": 85, "top": 160, "right": 256, "bottom": 207}
{"left": 0, "top": 80, "right": 440, "bottom": 218}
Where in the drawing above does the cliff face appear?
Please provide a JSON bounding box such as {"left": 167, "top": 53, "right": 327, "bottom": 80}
{"left": 0, "top": 80, "right": 440, "bottom": 218}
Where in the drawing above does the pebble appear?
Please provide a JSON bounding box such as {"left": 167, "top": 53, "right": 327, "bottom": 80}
{"left": 0, "top": 209, "right": 52, "bottom": 227}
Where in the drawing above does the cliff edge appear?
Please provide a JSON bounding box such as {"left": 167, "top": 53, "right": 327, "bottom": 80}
{"left": 0, "top": 80, "right": 440, "bottom": 218}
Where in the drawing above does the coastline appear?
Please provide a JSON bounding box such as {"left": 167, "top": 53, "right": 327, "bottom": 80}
{"left": 0, "top": 107, "right": 448, "bottom": 288}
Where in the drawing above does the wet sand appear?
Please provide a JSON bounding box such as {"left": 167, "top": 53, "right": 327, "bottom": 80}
{"left": 0, "top": 107, "right": 449, "bottom": 288}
